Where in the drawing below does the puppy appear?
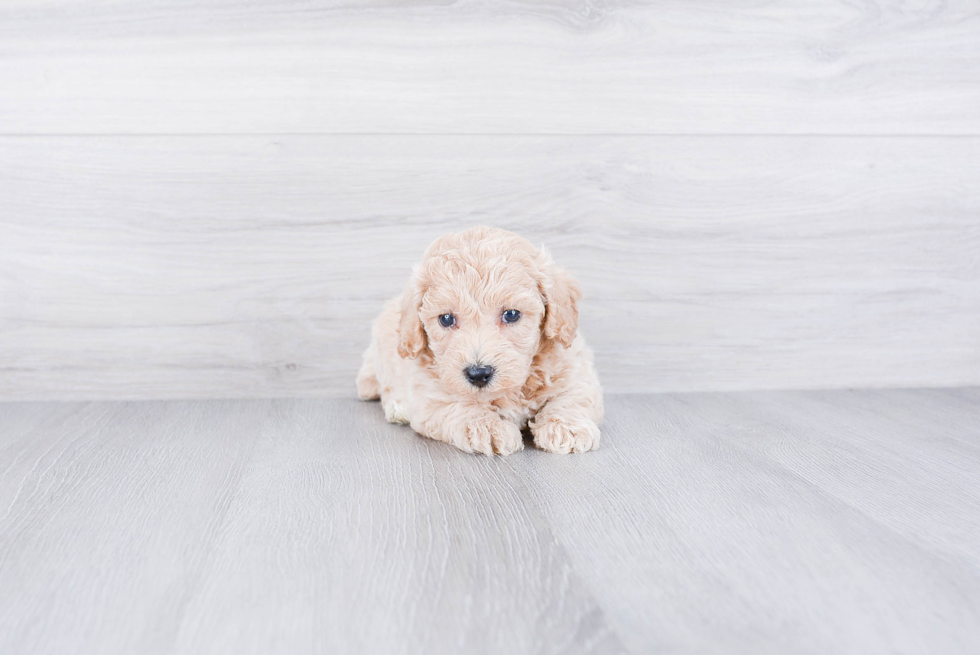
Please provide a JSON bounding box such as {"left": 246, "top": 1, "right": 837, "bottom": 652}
{"left": 356, "top": 226, "right": 603, "bottom": 456}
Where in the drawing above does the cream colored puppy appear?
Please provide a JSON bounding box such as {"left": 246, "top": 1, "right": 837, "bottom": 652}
{"left": 356, "top": 226, "right": 603, "bottom": 456}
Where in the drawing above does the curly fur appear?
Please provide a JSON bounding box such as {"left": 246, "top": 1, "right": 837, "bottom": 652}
{"left": 356, "top": 226, "right": 603, "bottom": 456}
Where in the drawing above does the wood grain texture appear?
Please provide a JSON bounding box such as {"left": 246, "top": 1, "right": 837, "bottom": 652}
{"left": 509, "top": 389, "right": 980, "bottom": 654}
{"left": 0, "top": 400, "right": 267, "bottom": 654}
{"left": 2, "top": 135, "right": 978, "bottom": 399}
{"left": 0, "top": 398, "right": 624, "bottom": 655}
{"left": 0, "top": 389, "right": 978, "bottom": 653}
{"left": 171, "top": 399, "right": 622, "bottom": 654}
{"left": 1, "top": 0, "right": 978, "bottom": 134}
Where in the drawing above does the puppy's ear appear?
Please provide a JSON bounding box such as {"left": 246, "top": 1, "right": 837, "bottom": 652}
{"left": 539, "top": 254, "right": 583, "bottom": 349}
{"left": 397, "top": 274, "right": 427, "bottom": 359}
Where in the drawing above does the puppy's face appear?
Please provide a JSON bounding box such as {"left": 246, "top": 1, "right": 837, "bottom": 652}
{"left": 397, "top": 227, "right": 583, "bottom": 399}
{"left": 418, "top": 262, "right": 545, "bottom": 397}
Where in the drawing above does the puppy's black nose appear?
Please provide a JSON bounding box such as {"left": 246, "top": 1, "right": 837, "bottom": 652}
{"left": 464, "top": 364, "right": 495, "bottom": 388}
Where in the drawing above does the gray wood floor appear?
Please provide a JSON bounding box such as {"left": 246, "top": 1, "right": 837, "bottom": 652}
{"left": 1, "top": 388, "right": 978, "bottom": 654}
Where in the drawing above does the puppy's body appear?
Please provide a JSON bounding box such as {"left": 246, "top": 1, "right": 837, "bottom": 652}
{"left": 357, "top": 227, "right": 603, "bottom": 455}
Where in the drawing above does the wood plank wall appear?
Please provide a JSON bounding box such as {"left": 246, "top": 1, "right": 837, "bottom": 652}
{"left": 1, "top": 1, "right": 978, "bottom": 399}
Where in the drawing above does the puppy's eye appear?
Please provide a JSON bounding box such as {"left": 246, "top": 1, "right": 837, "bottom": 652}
{"left": 438, "top": 313, "right": 456, "bottom": 328}
{"left": 501, "top": 309, "right": 521, "bottom": 324}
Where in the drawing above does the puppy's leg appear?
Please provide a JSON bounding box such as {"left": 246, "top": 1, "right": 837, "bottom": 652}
{"left": 382, "top": 395, "right": 411, "bottom": 425}
{"left": 356, "top": 350, "right": 381, "bottom": 401}
{"left": 530, "top": 385, "right": 603, "bottom": 454}
{"left": 411, "top": 400, "right": 523, "bottom": 456}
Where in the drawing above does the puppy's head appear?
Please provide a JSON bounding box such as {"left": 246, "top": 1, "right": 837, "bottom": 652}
{"left": 397, "top": 226, "right": 582, "bottom": 398}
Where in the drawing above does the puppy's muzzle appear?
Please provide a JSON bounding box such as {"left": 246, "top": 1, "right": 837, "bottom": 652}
{"left": 464, "top": 364, "right": 495, "bottom": 388}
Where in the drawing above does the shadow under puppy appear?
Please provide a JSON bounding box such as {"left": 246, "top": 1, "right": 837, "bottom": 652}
{"left": 357, "top": 226, "right": 603, "bottom": 455}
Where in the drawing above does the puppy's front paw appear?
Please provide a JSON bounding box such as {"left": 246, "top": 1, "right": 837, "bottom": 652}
{"left": 383, "top": 400, "right": 410, "bottom": 425}
{"left": 455, "top": 416, "right": 523, "bottom": 457}
{"left": 531, "top": 416, "right": 600, "bottom": 454}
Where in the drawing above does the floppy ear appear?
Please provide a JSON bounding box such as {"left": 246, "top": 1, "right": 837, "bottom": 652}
{"left": 397, "top": 275, "right": 427, "bottom": 359}
{"left": 539, "top": 257, "right": 583, "bottom": 349}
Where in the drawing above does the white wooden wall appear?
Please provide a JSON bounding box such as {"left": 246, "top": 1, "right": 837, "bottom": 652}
{"left": 1, "top": 1, "right": 978, "bottom": 400}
